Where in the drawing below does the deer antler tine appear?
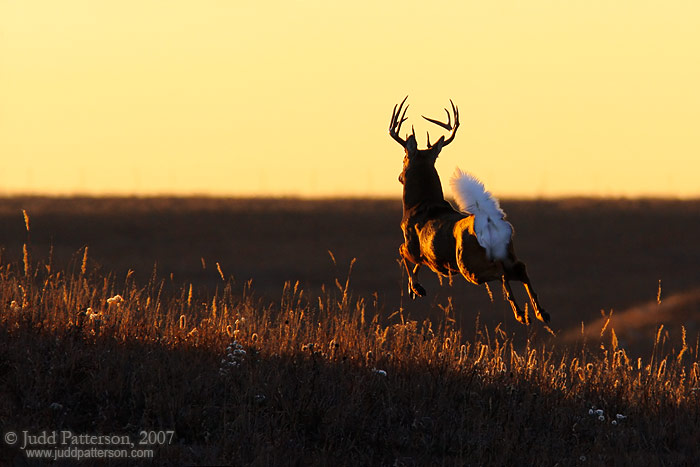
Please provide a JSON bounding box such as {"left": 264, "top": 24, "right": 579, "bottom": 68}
{"left": 426, "top": 131, "right": 431, "bottom": 148}
{"left": 389, "top": 96, "right": 410, "bottom": 147}
{"left": 444, "top": 108, "right": 451, "bottom": 129}
{"left": 399, "top": 104, "right": 409, "bottom": 126}
{"left": 442, "top": 99, "right": 459, "bottom": 147}
{"left": 390, "top": 104, "right": 399, "bottom": 127}
{"left": 422, "top": 104, "right": 452, "bottom": 131}
{"left": 421, "top": 99, "right": 460, "bottom": 147}
{"left": 421, "top": 115, "right": 452, "bottom": 131}
{"left": 395, "top": 96, "right": 409, "bottom": 123}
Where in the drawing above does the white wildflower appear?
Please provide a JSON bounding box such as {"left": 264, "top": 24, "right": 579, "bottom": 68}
{"left": 107, "top": 294, "right": 124, "bottom": 306}
{"left": 88, "top": 309, "right": 102, "bottom": 321}
{"left": 616, "top": 414, "right": 627, "bottom": 420}
{"left": 49, "top": 402, "right": 63, "bottom": 411}
{"left": 611, "top": 420, "right": 617, "bottom": 426}
{"left": 372, "top": 368, "right": 387, "bottom": 377}
{"left": 598, "top": 415, "right": 605, "bottom": 421}
{"left": 220, "top": 340, "right": 245, "bottom": 375}
{"left": 588, "top": 409, "right": 594, "bottom": 415}
{"left": 595, "top": 409, "right": 604, "bottom": 416}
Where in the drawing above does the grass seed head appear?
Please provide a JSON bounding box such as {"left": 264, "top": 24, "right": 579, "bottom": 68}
{"left": 22, "top": 209, "right": 30, "bottom": 232}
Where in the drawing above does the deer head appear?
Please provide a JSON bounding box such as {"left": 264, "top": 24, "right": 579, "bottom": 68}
{"left": 389, "top": 96, "right": 460, "bottom": 186}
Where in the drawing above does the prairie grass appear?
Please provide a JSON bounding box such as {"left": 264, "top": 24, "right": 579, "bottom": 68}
{"left": 1, "top": 249, "right": 699, "bottom": 466}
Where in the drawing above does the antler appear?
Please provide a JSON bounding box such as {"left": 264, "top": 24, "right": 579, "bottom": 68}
{"left": 389, "top": 96, "right": 410, "bottom": 148}
{"left": 422, "top": 99, "right": 460, "bottom": 148}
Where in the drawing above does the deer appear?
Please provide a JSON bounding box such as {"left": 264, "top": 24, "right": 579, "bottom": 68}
{"left": 389, "top": 96, "right": 549, "bottom": 325}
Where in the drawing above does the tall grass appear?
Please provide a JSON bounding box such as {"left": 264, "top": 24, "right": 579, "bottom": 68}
{"left": 1, "top": 249, "right": 699, "bottom": 465}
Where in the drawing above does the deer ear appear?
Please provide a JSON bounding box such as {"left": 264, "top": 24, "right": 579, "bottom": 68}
{"left": 405, "top": 134, "right": 418, "bottom": 154}
{"left": 431, "top": 136, "right": 445, "bottom": 155}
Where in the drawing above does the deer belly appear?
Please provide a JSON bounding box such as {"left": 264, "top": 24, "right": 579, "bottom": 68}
{"left": 417, "top": 221, "right": 460, "bottom": 276}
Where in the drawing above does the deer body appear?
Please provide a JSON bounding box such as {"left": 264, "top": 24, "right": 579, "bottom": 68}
{"left": 390, "top": 97, "right": 549, "bottom": 325}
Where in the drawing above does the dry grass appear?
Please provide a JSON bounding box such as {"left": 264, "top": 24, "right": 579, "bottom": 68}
{"left": 1, "top": 245, "right": 699, "bottom": 466}
{"left": 3, "top": 196, "right": 700, "bottom": 336}
{"left": 561, "top": 288, "right": 700, "bottom": 358}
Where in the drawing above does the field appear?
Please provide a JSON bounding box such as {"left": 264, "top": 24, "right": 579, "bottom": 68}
{"left": 1, "top": 196, "right": 699, "bottom": 465}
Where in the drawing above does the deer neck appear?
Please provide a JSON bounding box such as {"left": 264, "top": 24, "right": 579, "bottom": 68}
{"left": 402, "top": 167, "right": 445, "bottom": 213}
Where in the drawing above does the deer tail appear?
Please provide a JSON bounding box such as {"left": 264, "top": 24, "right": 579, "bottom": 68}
{"left": 449, "top": 167, "right": 513, "bottom": 261}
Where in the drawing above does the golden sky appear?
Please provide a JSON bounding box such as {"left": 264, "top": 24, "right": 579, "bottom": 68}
{"left": 1, "top": 0, "right": 698, "bottom": 197}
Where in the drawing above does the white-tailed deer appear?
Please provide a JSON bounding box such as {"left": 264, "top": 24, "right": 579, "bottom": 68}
{"left": 389, "top": 96, "right": 549, "bottom": 325}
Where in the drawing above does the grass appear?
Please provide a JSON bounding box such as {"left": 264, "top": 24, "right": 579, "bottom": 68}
{"left": 3, "top": 196, "right": 700, "bottom": 335}
{"left": 1, "top": 242, "right": 699, "bottom": 466}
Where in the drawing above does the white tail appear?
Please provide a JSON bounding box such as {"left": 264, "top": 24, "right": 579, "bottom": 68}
{"left": 449, "top": 168, "right": 512, "bottom": 261}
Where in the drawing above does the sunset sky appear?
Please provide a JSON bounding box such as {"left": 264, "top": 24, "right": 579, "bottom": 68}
{"left": 1, "top": 1, "right": 698, "bottom": 198}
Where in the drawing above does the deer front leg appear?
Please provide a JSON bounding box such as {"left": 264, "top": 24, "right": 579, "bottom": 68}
{"left": 399, "top": 244, "right": 426, "bottom": 299}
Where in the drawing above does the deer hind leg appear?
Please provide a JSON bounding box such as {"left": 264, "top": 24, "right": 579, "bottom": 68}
{"left": 523, "top": 281, "right": 549, "bottom": 323}
{"left": 502, "top": 275, "right": 529, "bottom": 325}
{"left": 399, "top": 244, "right": 426, "bottom": 299}
{"left": 506, "top": 261, "right": 549, "bottom": 324}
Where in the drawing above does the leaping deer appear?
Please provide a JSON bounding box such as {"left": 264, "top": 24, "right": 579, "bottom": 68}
{"left": 390, "top": 96, "right": 549, "bottom": 325}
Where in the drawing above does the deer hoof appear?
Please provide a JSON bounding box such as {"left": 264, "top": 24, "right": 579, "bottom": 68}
{"left": 514, "top": 310, "right": 529, "bottom": 325}
{"left": 412, "top": 283, "right": 426, "bottom": 298}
